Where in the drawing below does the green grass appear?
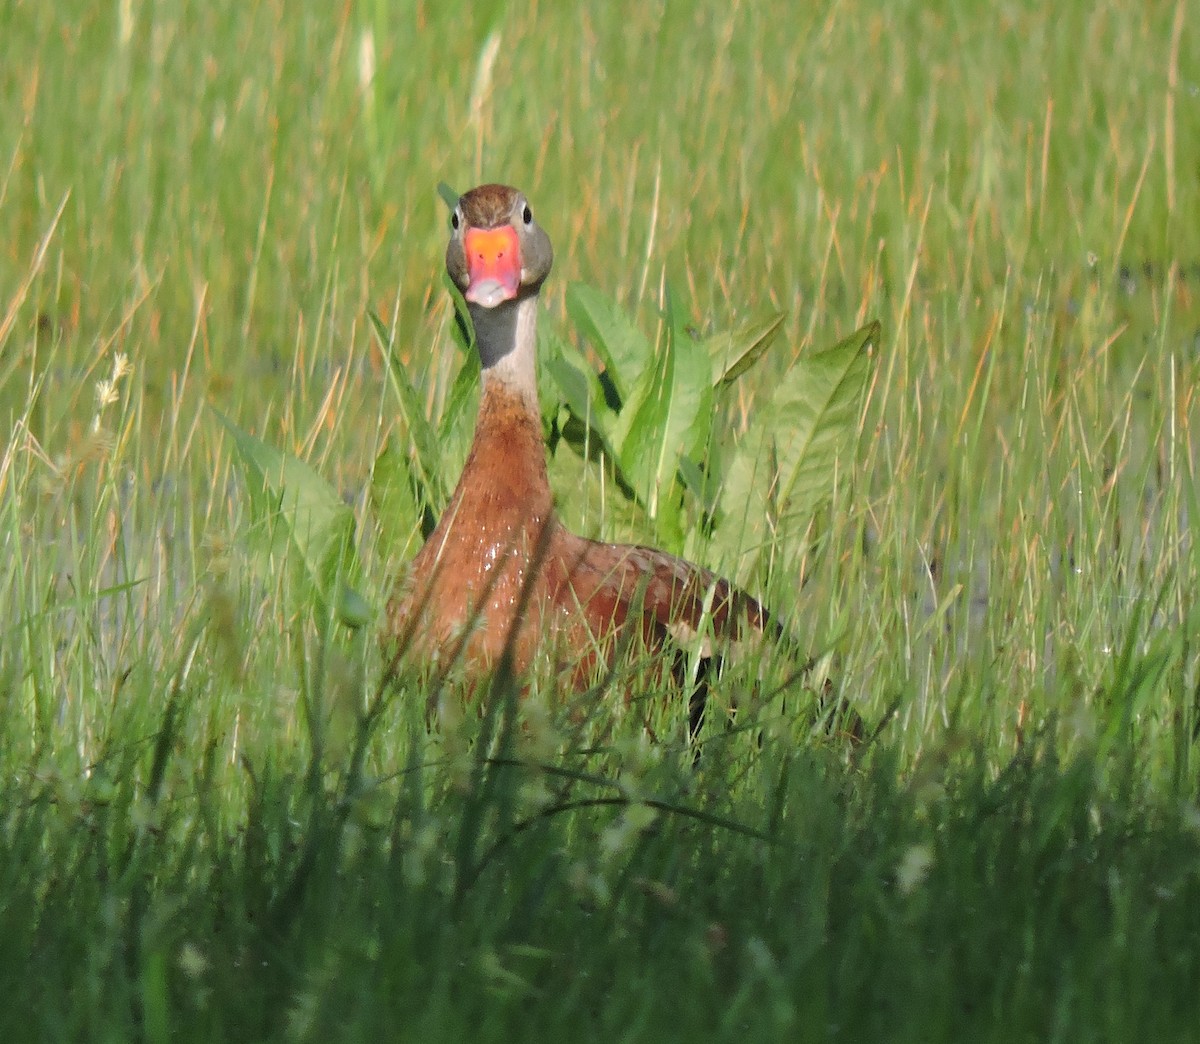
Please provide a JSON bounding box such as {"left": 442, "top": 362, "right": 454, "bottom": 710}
{"left": 2, "top": 0, "right": 1200, "bottom": 1040}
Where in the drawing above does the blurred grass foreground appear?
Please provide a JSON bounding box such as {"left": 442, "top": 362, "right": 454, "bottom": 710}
{"left": 1, "top": 1, "right": 1199, "bottom": 1041}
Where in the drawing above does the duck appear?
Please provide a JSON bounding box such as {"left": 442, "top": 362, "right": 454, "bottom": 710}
{"left": 385, "top": 184, "right": 776, "bottom": 710}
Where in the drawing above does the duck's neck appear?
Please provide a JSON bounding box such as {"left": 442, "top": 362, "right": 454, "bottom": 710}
{"left": 458, "top": 290, "right": 553, "bottom": 523}
{"left": 470, "top": 293, "right": 541, "bottom": 415}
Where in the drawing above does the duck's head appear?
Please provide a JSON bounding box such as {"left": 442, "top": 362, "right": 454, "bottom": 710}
{"left": 445, "top": 184, "right": 553, "bottom": 309}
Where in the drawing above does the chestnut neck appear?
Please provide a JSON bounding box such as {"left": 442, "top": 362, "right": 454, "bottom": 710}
{"left": 454, "top": 289, "right": 554, "bottom": 531}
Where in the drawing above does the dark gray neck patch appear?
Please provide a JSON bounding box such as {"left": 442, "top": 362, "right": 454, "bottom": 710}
{"left": 469, "top": 297, "right": 522, "bottom": 370}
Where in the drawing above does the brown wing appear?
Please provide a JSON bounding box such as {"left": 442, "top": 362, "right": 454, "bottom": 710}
{"left": 547, "top": 531, "right": 776, "bottom": 654}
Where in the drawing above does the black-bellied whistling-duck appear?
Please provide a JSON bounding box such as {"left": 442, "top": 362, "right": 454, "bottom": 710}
{"left": 385, "top": 184, "right": 774, "bottom": 698}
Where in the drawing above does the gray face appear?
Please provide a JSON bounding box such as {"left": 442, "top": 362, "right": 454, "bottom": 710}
{"left": 445, "top": 184, "right": 554, "bottom": 306}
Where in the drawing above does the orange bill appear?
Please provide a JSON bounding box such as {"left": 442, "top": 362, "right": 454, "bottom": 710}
{"left": 464, "top": 225, "right": 522, "bottom": 306}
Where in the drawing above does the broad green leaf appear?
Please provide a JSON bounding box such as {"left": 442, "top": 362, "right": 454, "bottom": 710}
{"left": 712, "top": 423, "right": 774, "bottom": 571}
{"left": 436, "top": 181, "right": 460, "bottom": 210}
{"left": 704, "top": 311, "right": 786, "bottom": 387}
{"left": 538, "top": 329, "right": 586, "bottom": 432}
{"left": 772, "top": 321, "right": 878, "bottom": 528}
{"left": 215, "top": 409, "right": 361, "bottom": 613}
{"left": 659, "top": 292, "right": 715, "bottom": 541}
{"left": 437, "top": 281, "right": 484, "bottom": 475}
{"left": 444, "top": 270, "right": 474, "bottom": 355}
{"left": 541, "top": 331, "right": 635, "bottom": 488}
{"left": 544, "top": 348, "right": 595, "bottom": 422}
{"left": 548, "top": 434, "right": 644, "bottom": 539}
{"left": 369, "top": 310, "right": 449, "bottom": 513}
{"left": 677, "top": 454, "right": 719, "bottom": 519}
{"left": 713, "top": 321, "right": 879, "bottom": 573}
{"left": 440, "top": 347, "right": 481, "bottom": 443}
{"left": 611, "top": 318, "right": 673, "bottom": 516}
{"left": 668, "top": 297, "right": 717, "bottom": 468}
{"left": 370, "top": 434, "right": 427, "bottom": 555}
{"left": 566, "top": 282, "right": 653, "bottom": 405}
{"left": 611, "top": 287, "right": 712, "bottom": 544}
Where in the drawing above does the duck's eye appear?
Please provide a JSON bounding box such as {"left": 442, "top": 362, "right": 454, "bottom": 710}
{"left": 451, "top": 210, "right": 461, "bottom": 231}
{"left": 521, "top": 204, "right": 533, "bottom": 226}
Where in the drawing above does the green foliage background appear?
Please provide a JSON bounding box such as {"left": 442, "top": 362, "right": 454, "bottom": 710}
{"left": 1, "top": 1, "right": 1199, "bottom": 1040}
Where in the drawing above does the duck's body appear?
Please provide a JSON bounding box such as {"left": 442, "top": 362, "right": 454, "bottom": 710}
{"left": 386, "top": 184, "right": 771, "bottom": 687}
